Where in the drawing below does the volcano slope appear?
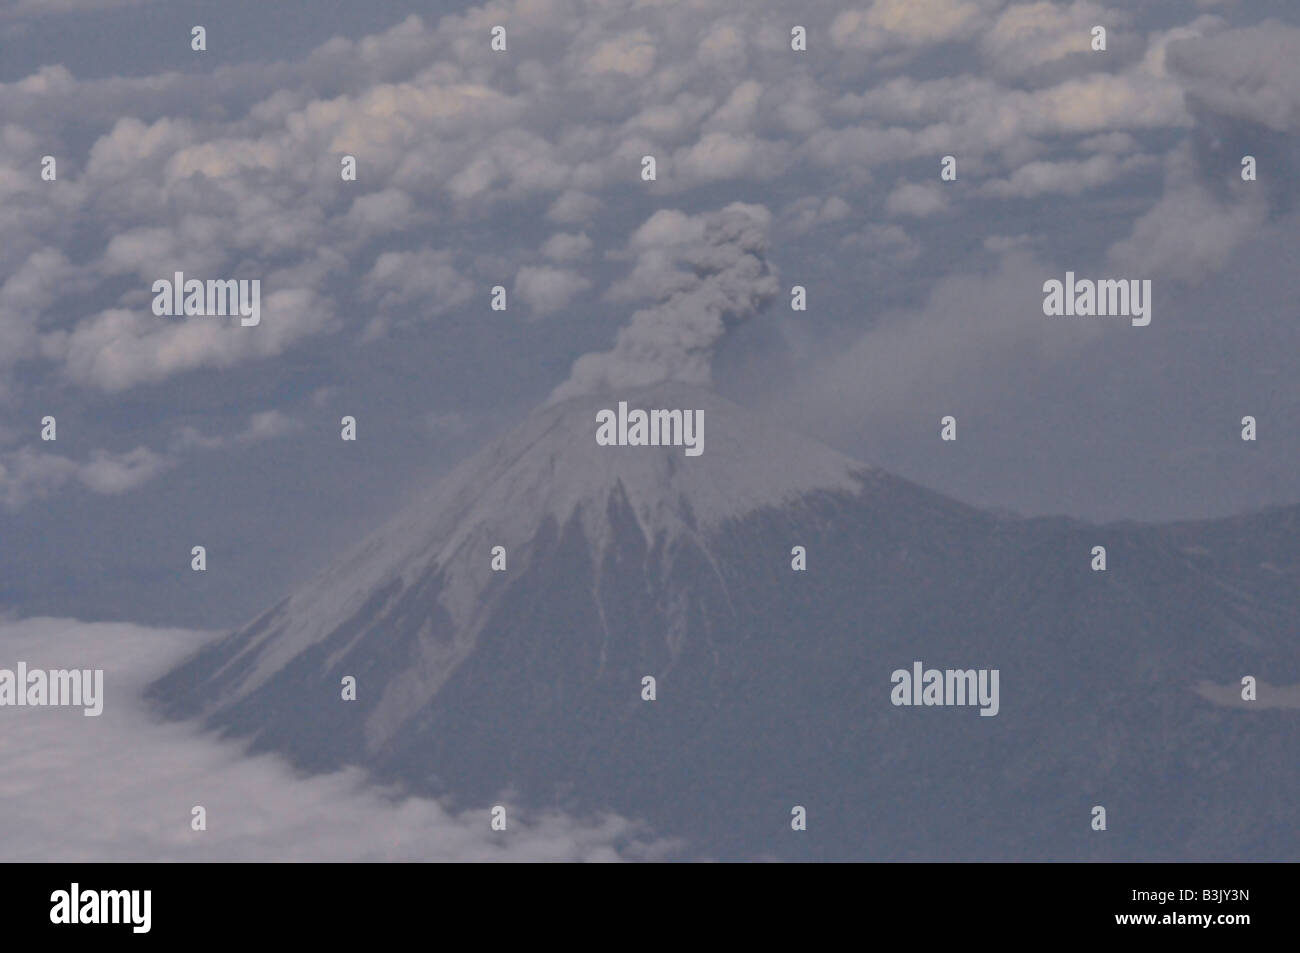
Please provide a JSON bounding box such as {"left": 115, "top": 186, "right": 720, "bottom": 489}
{"left": 148, "top": 383, "right": 1300, "bottom": 860}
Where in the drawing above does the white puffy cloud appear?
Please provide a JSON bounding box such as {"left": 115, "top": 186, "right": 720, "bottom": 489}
{"left": 45, "top": 283, "right": 338, "bottom": 392}
{"left": 343, "top": 188, "right": 418, "bottom": 240}
{"left": 0, "top": 0, "right": 1277, "bottom": 409}
{"left": 979, "top": 1, "right": 1120, "bottom": 77}
{"left": 1165, "top": 22, "right": 1300, "bottom": 131}
{"left": 978, "top": 152, "right": 1154, "bottom": 198}
{"left": 841, "top": 223, "right": 922, "bottom": 266}
{"left": 781, "top": 196, "right": 852, "bottom": 235}
{"left": 1106, "top": 145, "right": 1267, "bottom": 283}
{"left": 514, "top": 266, "right": 592, "bottom": 316}
{"left": 0, "top": 445, "right": 173, "bottom": 507}
{"left": 546, "top": 190, "right": 604, "bottom": 225}
{"left": 582, "top": 29, "right": 657, "bottom": 79}
{"left": 361, "top": 247, "right": 474, "bottom": 338}
{"left": 241, "top": 410, "right": 301, "bottom": 443}
{"left": 885, "top": 182, "right": 949, "bottom": 217}
{"left": 0, "top": 448, "right": 79, "bottom": 507}
{"left": 173, "top": 410, "right": 303, "bottom": 453}
{"left": 0, "top": 249, "right": 86, "bottom": 371}
{"left": 1100, "top": 22, "right": 1300, "bottom": 284}
{"left": 76, "top": 446, "right": 173, "bottom": 495}
{"left": 832, "top": 0, "right": 1002, "bottom": 54}
{"left": 540, "top": 232, "right": 594, "bottom": 262}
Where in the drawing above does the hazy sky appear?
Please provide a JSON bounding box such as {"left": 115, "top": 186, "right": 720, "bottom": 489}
{"left": 2, "top": 0, "right": 1298, "bottom": 628}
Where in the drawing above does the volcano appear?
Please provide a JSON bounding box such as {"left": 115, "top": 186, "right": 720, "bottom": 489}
{"left": 148, "top": 382, "right": 1300, "bottom": 860}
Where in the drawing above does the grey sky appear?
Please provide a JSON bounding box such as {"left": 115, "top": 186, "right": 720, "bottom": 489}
{"left": 1, "top": 0, "right": 1298, "bottom": 631}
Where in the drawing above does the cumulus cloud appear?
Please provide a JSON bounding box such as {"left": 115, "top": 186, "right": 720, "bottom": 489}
{"left": 0, "top": 448, "right": 78, "bottom": 508}
{"left": 885, "top": 182, "right": 949, "bottom": 217}
{"left": 780, "top": 196, "right": 851, "bottom": 235}
{"left": 0, "top": 249, "right": 88, "bottom": 373}
{"left": 0, "top": 0, "right": 1250, "bottom": 404}
{"left": 549, "top": 202, "right": 778, "bottom": 402}
{"left": 582, "top": 28, "right": 657, "bottom": 79}
{"left": 669, "top": 130, "right": 788, "bottom": 187}
{"left": 361, "top": 247, "right": 474, "bottom": 338}
{"left": 546, "top": 190, "right": 603, "bottom": 225}
{"left": 0, "top": 617, "right": 681, "bottom": 861}
{"left": 172, "top": 410, "right": 303, "bottom": 452}
{"left": 1166, "top": 22, "right": 1300, "bottom": 132}
{"left": 0, "top": 445, "right": 173, "bottom": 507}
{"left": 343, "top": 188, "right": 418, "bottom": 240}
{"left": 540, "top": 232, "right": 594, "bottom": 262}
{"left": 841, "top": 223, "right": 922, "bottom": 266}
{"left": 978, "top": 152, "right": 1154, "bottom": 198}
{"left": 979, "top": 1, "right": 1123, "bottom": 78}
{"left": 1107, "top": 141, "right": 1267, "bottom": 282}
{"left": 76, "top": 446, "right": 173, "bottom": 495}
{"left": 1, "top": 408, "right": 302, "bottom": 509}
{"left": 0, "top": 0, "right": 1294, "bottom": 536}
{"left": 1102, "top": 22, "right": 1300, "bottom": 282}
{"left": 823, "top": 16, "right": 1204, "bottom": 164}
{"left": 44, "top": 285, "right": 338, "bottom": 392}
{"left": 242, "top": 409, "right": 301, "bottom": 443}
{"left": 832, "top": 0, "right": 1002, "bottom": 55}
{"left": 514, "top": 265, "right": 592, "bottom": 316}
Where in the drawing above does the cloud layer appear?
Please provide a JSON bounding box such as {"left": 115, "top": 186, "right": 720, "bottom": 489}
{"left": 0, "top": 616, "right": 679, "bottom": 861}
{"left": 0, "top": 0, "right": 1263, "bottom": 406}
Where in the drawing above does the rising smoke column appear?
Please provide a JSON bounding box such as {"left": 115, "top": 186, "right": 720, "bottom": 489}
{"left": 549, "top": 202, "right": 778, "bottom": 403}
